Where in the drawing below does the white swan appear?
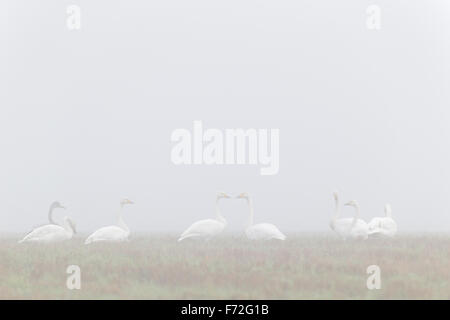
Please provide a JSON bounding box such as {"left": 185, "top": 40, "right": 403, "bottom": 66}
{"left": 236, "top": 192, "right": 286, "bottom": 241}
{"left": 329, "top": 192, "right": 368, "bottom": 240}
{"left": 23, "top": 201, "right": 66, "bottom": 237}
{"left": 344, "top": 200, "right": 370, "bottom": 240}
{"left": 368, "top": 204, "right": 397, "bottom": 237}
{"left": 85, "top": 198, "right": 134, "bottom": 244}
{"left": 329, "top": 191, "right": 352, "bottom": 237}
{"left": 19, "top": 216, "right": 76, "bottom": 243}
{"left": 178, "top": 192, "right": 230, "bottom": 242}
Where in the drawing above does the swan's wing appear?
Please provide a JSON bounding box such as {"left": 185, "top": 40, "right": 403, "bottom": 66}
{"left": 368, "top": 227, "right": 384, "bottom": 235}
{"left": 85, "top": 226, "right": 127, "bottom": 242}
{"left": 368, "top": 218, "right": 397, "bottom": 237}
{"left": 368, "top": 217, "right": 383, "bottom": 230}
{"left": 20, "top": 225, "right": 64, "bottom": 241}
{"left": 356, "top": 219, "right": 369, "bottom": 228}
{"left": 179, "top": 219, "right": 224, "bottom": 238}
{"left": 248, "top": 223, "right": 286, "bottom": 240}
{"left": 350, "top": 219, "right": 370, "bottom": 239}
{"left": 333, "top": 218, "right": 354, "bottom": 236}
{"left": 380, "top": 218, "right": 397, "bottom": 231}
{"left": 351, "top": 219, "right": 369, "bottom": 232}
{"left": 368, "top": 217, "right": 397, "bottom": 233}
{"left": 23, "top": 223, "right": 58, "bottom": 237}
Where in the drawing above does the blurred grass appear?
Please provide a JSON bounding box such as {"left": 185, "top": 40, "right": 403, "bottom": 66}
{"left": 0, "top": 234, "right": 449, "bottom": 299}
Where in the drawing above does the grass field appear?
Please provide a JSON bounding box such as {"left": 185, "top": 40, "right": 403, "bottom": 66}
{"left": 0, "top": 234, "right": 449, "bottom": 299}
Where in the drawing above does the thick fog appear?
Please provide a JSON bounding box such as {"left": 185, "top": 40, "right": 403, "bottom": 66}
{"left": 1, "top": 1, "right": 449, "bottom": 233}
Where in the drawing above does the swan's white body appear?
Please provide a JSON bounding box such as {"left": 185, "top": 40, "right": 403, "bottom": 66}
{"left": 246, "top": 223, "right": 286, "bottom": 240}
{"left": 85, "top": 199, "right": 133, "bottom": 244}
{"left": 178, "top": 219, "right": 226, "bottom": 241}
{"left": 239, "top": 193, "right": 286, "bottom": 241}
{"left": 19, "top": 216, "right": 75, "bottom": 243}
{"left": 368, "top": 204, "right": 397, "bottom": 237}
{"left": 178, "top": 193, "right": 229, "bottom": 242}
{"left": 331, "top": 217, "right": 369, "bottom": 240}
{"left": 330, "top": 193, "right": 369, "bottom": 240}
{"left": 85, "top": 226, "right": 129, "bottom": 244}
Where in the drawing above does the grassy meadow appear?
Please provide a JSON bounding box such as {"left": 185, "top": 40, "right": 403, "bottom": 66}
{"left": 0, "top": 234, "right": 449, "bottom": 299}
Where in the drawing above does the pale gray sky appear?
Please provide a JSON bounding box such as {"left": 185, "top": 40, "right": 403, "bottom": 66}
{"left": 2, "top": 1, "right": 450, "bottom": 233}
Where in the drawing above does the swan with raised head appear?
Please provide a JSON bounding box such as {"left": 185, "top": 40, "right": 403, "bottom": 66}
{"left": 19, "top": 216, "right": 76, "bottom": 243}
{"left": 47, "top": 201, "right": 65, "bottom": 224}
{"left": 178, "top": 192, "right": 230, "bottom": 242}
{"left": 368, "top": 204, "right": 397, "bottom": 237}
{"left": 23, "top": 201, "right": 66, "bottom": 237}
{"left": 329, "top": 191, "right": 352, "bottom": 237}
{"left": 85, "top": 198, "right": 134, "bottom": 244}
{"left": 329, "top": 192, "right": 369, "bottom": 240}
{"left": 344, "top": 200, "right": 370, "bottom": 240}
{"left": 236, "top": 192, "right": 286, "bottom": 241}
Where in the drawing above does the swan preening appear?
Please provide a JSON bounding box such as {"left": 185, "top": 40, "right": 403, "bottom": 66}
{"left": 236, "top": 192, "right": 286, "bottom": 241}
{"left": 85, "top": 198, "right": 134, "bottom": 244}
{"left": 368, "top": 204, "right": 397, "bottom": 237}
{"left": 330, "top": 192, "right": 397, "bottom": 240}
{"left": 19, "top": 201, "right": 77, "bottom": 243}
{"left": 178, "top": 192, "right": 230, "bottom": 241}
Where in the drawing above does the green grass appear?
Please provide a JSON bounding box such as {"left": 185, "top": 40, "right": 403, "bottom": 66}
{"left": 0, "top": 234, "right": 449, "bottom": 299}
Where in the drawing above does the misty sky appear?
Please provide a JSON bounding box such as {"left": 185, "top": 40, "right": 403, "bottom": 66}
{"left": 1, "top": 1, "right": 450, "bottom": 233}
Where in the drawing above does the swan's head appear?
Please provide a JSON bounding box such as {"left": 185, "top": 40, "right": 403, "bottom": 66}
{"left": 236, "top": 192, "right": 250, "bottom": 200}
{"left": 344, "top": 200, "right": 358, "bottom": 207}
{"left": 121, "top": 198, "right": 134, "bottom": 206}
{"left": 51, "top": 201, "right": 65, "bottom": 210}
{"left": 216, "top": 192, "right": 231, "bottom": 199}
{"left": 64, "top": 217, "right": 77, "bottom": 234}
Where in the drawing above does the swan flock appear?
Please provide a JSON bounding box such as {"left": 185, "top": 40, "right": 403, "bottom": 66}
{"left": 18, "top": 191, "right": 396, "bottom": 244}
{"left": 178, "top": 192, "right": 286, "bottom": 241}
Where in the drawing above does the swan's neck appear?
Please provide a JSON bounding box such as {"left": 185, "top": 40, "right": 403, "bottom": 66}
{"left": 385, "top": 205, "right": 392, "bottom": 218}
{"left": 63, "top": 220, "right": 74, "bottom": 236}
{"left": 48, "top": 205, "right": 57, "bottom": 225}
{"left": 118, "top": 204, "right": 130, "bottom": 235}
{"left": 246, "top": 198, "right": 254, "bottom": 228}
{"left": 351, "top": 203, "right": 360, "bottom": 228}
{"left": 215, "top": 198, "right": 226, "bottom": 225}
